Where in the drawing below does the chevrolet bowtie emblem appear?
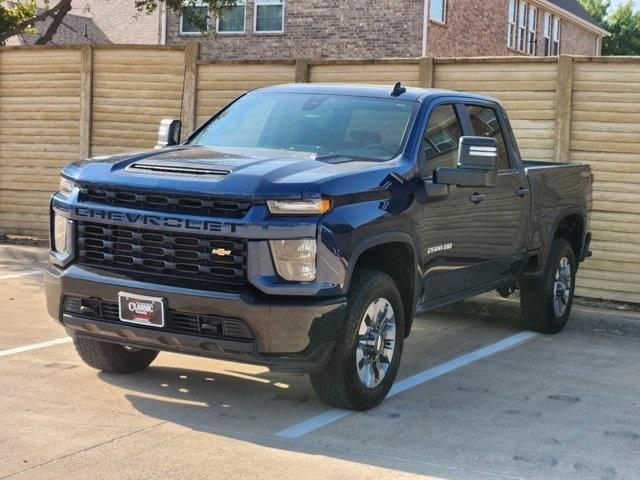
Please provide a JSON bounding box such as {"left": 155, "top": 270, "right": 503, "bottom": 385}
{"left": 211, "top": 248, "right": 232, "bottom": 257}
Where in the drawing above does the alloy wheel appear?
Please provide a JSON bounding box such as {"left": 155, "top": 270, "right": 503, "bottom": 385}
{"left": 356, "top": 298, "right": 396, "bottom": 389}
{"left": 553, "top": 256, "right": 572, "bottom": 317}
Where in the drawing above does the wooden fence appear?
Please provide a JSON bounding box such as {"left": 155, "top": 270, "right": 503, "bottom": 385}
{"left": 0, "top": 44, "right": 639, "bottom": 303}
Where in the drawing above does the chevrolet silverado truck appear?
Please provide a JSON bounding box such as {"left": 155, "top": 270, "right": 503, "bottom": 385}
{"left": 45, "top": 83, "right": 593, "bottom": 410}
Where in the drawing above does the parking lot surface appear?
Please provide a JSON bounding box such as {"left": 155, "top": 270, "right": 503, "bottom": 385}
{"left": 1, "top": 244, "right": 639, "bottom": 480}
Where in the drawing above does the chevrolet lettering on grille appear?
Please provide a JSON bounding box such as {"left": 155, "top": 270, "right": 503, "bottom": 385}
{"left": 74, "top": 206, "right": 235, "bottom": 233}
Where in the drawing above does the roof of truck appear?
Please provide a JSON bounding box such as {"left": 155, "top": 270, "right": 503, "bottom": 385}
{"left": 252, "top": 83, "right": 497, "bottom": 104}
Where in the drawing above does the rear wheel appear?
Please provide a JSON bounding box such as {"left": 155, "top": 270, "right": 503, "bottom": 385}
{"left": 520, "top": 238, "right": 576, "bottom": 334}
{"left": 310, "top": 270, "right": 404, "bottom": 410}
{"left": 74, "top": 336, "right": 158, "bottom": 374}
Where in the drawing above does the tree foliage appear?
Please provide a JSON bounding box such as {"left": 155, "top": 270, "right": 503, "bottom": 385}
{"left": 579, "top": 0, "right": 640, "bottom": 54}
{"left": 0, "top": 0, "right": 37, "bottom": 44}
{"left": 0, "top": 0, "right": 73, "bottom": 46}
{"left": 0, "top": 0, "right": 237, "bottom": 45}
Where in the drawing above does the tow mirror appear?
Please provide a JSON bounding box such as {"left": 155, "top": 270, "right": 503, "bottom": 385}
{"left": 155, "top": 119, "right": 182, "bottom": 149}
{"left": 434, "top": 136, "right": 498, "bottom": 188}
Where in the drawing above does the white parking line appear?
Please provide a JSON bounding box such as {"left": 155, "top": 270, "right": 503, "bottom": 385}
{"left": 0, "top": 337, "right": 72, "bottom": 358}
{"left": 276, "top": 330, "right": 538, "bottom": 439}
{"left": 0, "top": 270, "right": 42, "bottom": 281}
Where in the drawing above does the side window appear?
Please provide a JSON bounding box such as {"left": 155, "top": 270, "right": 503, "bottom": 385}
{"left": 420, "top": 104, "right": 462, "bottom": 175}
{"left": 466, "top": 105, "right": 511, "bottom": 170}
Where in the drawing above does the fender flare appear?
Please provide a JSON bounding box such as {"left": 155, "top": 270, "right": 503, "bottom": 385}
{"left": 344, "top": 231, "right": 421, "bottom": 336}
{"left": 537, "top": 206, "right": 588, "bottom": 272}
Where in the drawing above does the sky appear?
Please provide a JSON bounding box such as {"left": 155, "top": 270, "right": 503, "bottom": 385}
{"left": 610, "top": 0, "right": 638, "bottom": 10}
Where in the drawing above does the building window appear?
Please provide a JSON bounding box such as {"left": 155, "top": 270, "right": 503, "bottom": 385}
{"left": 542, "top": 13, "right": 561, "bottom": 56}
{"left": 517, "top": 1, "right": 527, "bottom": 52}
{"left": 527, "top": 4, "right": 537, "bottom": 55}
{"left": 217, "top": 0, "right": 246, "bottom": 33}
{"left": 430, "top": 0, "right": 447, "bottom": 23}
{"left": 508, "top": 0, "right": 517, "bottom": 49}
{"left": 552, "top": 16, "right": 562, "bottom": 55}
{"left": 543, "top": 12, "right": 552, "bottom": 55}
{"left": 255, "top": 0, "right": 284, "bottom": 33}
{"left": 180, "top": 3, "right": 209, "bottom": 35}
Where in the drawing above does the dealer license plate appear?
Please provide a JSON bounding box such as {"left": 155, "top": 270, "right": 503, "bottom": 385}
{"left": 118, "top": 292, "right": 165, "bottom": 328}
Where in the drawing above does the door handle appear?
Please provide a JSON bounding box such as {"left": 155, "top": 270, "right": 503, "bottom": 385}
{"left": 469, "top": 193, "right": 486, "bottom": 204}
{"left": 516, "top": 186, "right": 530, "bottom": 197}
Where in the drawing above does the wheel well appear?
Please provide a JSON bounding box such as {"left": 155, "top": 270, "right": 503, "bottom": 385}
{"left": 352, "top": 242, "right": 416, "bottom": 337}
{"left": 555, "top": 214, "right": 584, "bottom": 261}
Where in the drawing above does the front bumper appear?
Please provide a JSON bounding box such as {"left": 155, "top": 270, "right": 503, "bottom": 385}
{"left": 45, "top": 265, "right": 346, "bottom": 373}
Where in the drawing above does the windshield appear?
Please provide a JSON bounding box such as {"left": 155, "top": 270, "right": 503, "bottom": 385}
{"left": 189, "top": 92, "right": 418, "bottom": 161}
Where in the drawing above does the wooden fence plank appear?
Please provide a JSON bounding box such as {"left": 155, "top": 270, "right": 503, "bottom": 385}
{"left": 554, "top": 55, "right": 573, "bottom": 163}
{"left": 180, "top": 43, "right": 199, "bottom": 140}
{"left": 79, "top": 45, "right": 93, "bottom": 159}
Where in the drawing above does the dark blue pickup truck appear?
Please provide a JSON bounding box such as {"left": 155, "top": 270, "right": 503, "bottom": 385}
{"left": 45, "top": 83, "right": 592, "bottom": 410}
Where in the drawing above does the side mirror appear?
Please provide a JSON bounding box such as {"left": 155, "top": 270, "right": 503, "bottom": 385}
{"left": 434, "top": 136, "right": 498, "bottom": 188}
{"left": 155, "top": 119, "right": 181, "bottom": 149}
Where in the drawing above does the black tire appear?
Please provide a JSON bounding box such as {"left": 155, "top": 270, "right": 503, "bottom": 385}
{"left": 310, "top": 269, "right": 405, "bottom": 411}
{"left": 73, "top": 336, "right": 158, "bottom": 374}
{"left": 520, "top": 238, "right": 576, "bottom": 334}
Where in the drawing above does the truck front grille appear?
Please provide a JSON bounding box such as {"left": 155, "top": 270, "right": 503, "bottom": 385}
{"left": 76, "top": 222, "right": 247, "bottom": 292}
{"left": 79, "top": 187, "right": 252, "bottom": 218}
{"left": 63, "top": 296, "right": 254, "bottom": 340}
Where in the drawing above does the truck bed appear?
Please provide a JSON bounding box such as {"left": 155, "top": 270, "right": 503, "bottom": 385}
{"left": 523, "top": 159, "right": 586, "bottom": 169}
{"left": 522, "top": 160, "right": 593, "bottom": 261}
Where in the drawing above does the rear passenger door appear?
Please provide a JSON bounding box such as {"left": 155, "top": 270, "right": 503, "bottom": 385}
{"left": 462, "top": 103, "right": 530, "bottom": 284}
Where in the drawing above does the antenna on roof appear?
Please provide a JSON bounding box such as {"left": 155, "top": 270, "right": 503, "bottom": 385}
{"left": 390, "top": 81, "right": 406, "bottom": 97}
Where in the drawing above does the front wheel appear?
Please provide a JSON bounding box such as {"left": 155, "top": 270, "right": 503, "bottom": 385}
{"left": 520, "top": 238, "right": 576, "bottom": 334}
{"left": 74, "top": 336, "right": 158, "bottom": 374}
{"left": 310, "top": 270, "right": 404, "bottom": 410}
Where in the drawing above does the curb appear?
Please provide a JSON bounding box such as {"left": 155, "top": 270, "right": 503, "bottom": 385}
{"left": 434, "top": 294, "right": 640, "bottom": 338}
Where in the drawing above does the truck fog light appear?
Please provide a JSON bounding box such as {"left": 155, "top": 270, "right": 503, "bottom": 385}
{"left": 53, "top": 212, "right": 72, "bottom": 254}
{"left": 269, "top": 239, "right": 317, "bottom": 282}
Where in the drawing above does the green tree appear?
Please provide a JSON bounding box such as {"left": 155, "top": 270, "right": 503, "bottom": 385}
{"left": 579, "top": 0, "right": 640, "bottom": 54}
{"left": 579, "top": 0, "right": 611, "bottom": 24}
{"left": 0, "top": 0, "right": 72, "bottom": 45}
{"left": 0, "top": 0, "right": 237, "bottom": 46}
{"left": 0, "top": 1, "right": 37, "bottom": 39}
{"left": 604, "top": 2, "right": 640, "bottom": 54}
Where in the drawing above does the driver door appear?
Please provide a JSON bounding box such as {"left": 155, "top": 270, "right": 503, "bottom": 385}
{"left": 415, "top": 103, "right": 493, "bottom": 303}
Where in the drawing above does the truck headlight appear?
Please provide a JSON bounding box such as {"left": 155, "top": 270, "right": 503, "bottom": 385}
{"left": 267, "top": 198, "right": 332, "bottom": 215}
{"left": 269, "top": 239, "right": 317, "bottom": 282}
{"left": 59, "top": 177, "right": 75, "bottom": 197}
{"left": 52, "top": 212, "right": 72, "bottom": 254}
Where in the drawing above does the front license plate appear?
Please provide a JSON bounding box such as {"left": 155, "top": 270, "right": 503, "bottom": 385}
{"left": 118, "top": 292, "right": 165, "bottom": 328}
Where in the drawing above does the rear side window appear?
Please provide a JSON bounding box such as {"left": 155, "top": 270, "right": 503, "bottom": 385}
{"left": 466, "top": 105, "right": 511, "bottom": 170}
{"left": 421, "top": 104, "right": 462, "bottom": 175}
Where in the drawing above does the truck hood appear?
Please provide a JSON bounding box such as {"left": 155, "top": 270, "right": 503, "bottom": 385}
{"left": 64, "top": 145, "right": 386, "bottom": 199}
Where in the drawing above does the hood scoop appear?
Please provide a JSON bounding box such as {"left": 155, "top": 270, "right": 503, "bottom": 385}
{"left": 126, "top": 160, "right": 232, "bottom": 177}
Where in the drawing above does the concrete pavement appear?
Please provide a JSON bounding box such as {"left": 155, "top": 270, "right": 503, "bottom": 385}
{"left": 1, "top": 244, "right": 639, "bottom": 480}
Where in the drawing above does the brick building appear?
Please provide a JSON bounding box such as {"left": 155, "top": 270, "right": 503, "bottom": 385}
{"left": 5, "top": 0, "right": 607, "bottom": 58}
{"left": 167, "top": 0, "right": 608, "bottom": 59}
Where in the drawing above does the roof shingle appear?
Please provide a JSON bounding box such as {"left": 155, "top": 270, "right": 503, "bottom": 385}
{"left": 548, "top": 0, "right": 602, "bottom": 28}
